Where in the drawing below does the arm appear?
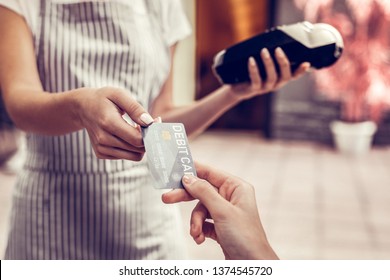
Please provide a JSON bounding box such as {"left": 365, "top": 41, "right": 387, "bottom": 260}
{"left": 162, "top": 162, "right": 279, "bottom": 260}
{"left": 0, "top": 7, "right": 153, "bottom": 161}
{"left": 150, "top": 45, "right": 310, "bottom": 137}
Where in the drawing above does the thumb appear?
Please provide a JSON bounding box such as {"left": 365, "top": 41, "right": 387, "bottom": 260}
{"left": 110, "top": 89, "right": 154, "bottom": 127}
{"left": 182, "top": 175, "right": 230, "bottom": 218}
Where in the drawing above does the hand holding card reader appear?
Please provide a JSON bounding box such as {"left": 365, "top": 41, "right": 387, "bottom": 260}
{"left": 213, "top": 21, "right": 344, "bottom": 84}
{"left": 142, "top": 123, "right": 196, "bottom": 189}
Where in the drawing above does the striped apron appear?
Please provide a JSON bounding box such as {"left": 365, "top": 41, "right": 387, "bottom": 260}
{"left": 5, "top": 0, "right": 186, "bottom": 260}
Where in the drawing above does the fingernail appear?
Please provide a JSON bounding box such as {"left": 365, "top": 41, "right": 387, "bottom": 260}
{"left": 122, "top": 113, "right": 137, "bottom": 127}
{"left": 140, "top": 113, "right": 154, "bottom": 126}
{"left": 261, "top": 48, "right": 270, "bottom": 58}
{"left": 275, "top": 47, "right": 284, "bottom": 57}
{"left": 182, "top": 175, "right": 197, "bottom": 185}
{"left": 155, "top": 116, "right": 162, "bottom": 123}
{"left": 249, "top": 57, "right": 256, "bottom": 66}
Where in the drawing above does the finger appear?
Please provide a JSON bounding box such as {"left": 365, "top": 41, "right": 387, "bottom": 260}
{"left": 260, "top": 48, "right": 277, "bottom": 90}
{"left": 182, "top": 174, "right": 230, "bottom": 217}
{"left": 94, "top": 145, "right": 144, "bottom": 161}
{"left": 195, "top": 162, "right": 251, "bottom": 202}
{"left": 103, "top": 118, "right": 145, "bottom": 149}
{"left": 94, "top": 130, "right": 145, "bottom": 153}
{"left": 274, "top": 47, "right": 291, "bottom": 82}
{"left": 190, "top": 202, "right": 208, "bottom": 240}
{"left": 92, "top": 152, "right": 116, "bottom": 160}
{"left": 108, "top": 88, "right": 154, "bottom": 127}
{"left": 161, "top": 189, "right": 195, "bottom": 204}
{"left": 293, "top": 62, "right": 311, "bottom": 79}
{"left": 202, "top": 221, "right": 218, "bottom": 242}
{"left": 248, "top": 57, "right": 262, "bottom": 88}
{"left": 193, "top": 230, "right": 205, "bottom": 245}
{"left": 195, "top": 162, "right": 234, "bottom": 189}
{"left": 87, "top": 130, "right": 119, "bottom": 160}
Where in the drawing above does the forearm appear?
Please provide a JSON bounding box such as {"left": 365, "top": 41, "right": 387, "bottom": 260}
{"left": 0, "top": 7, "right": 83, "bottom": 135}
{"left": 159, "top": 85, "right": 242, "bottom": 137}
{"left": 5, "top": 88, "right": 84, "bottom": 135}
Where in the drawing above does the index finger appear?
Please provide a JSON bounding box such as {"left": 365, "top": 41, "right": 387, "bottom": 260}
{"left": 195, "top": 162, "right": 237, "bottom": 188}
{"left": 162, "top": 189, "right": 195, "bottom": 204}
{"left": 107, "top": 118, "right": 145, "bottom": 148}
{"left": 292, "top": 62, "right": 311, "bottom": 79}
{"left": 163, "top": 162, "right": 240, "bottom": 204}
{"left": 162, "top": 162, "right": 231, "bottom": 204}
{"left": 108, "top": 88, "right": 154, "bottom": 127}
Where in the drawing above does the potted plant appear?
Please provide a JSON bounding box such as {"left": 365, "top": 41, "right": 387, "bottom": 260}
{"left": 294, "top": 0, "right": 390, "bottom": 155}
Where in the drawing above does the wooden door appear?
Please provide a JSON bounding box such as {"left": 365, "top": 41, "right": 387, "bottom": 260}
{"left": 196, "top": 0, "right": 274, "bottom": 133}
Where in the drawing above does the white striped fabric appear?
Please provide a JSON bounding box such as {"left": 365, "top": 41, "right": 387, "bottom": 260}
{"left": 5, "top": 0, "right": 187, "bottom": 260}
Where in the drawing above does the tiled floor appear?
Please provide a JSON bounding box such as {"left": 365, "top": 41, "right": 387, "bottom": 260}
{"left": 1, "top": 130, "right": 390, "bottom": 259}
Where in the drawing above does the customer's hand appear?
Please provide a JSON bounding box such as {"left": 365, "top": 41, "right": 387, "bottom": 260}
{"left": 162, "top": 163, "right": 279, "bottom": 260}
{"left": 76, "top": 87, "right": 154, "bottom": 161}
{"left": 229, "top": 47, "right": 310, "bottom": 101}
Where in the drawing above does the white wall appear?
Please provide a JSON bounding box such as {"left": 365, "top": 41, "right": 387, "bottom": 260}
{"left": 172, "top": 0, "right": 196, "bottom": 106}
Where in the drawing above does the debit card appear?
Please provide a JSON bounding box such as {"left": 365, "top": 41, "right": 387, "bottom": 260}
{"left": 142, "top": 123, "right": 197, "bottom": 189}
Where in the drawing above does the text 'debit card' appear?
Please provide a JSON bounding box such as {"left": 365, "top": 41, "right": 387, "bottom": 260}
{"left": 142, "top": 123, "right": 196, "bottom": 189}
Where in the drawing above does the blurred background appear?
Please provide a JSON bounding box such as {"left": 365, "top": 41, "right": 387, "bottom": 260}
{"left": 1, "top": 0, "right": 390, "bottom": 259}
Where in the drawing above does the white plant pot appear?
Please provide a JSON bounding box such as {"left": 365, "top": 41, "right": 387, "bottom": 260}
{"left": 330, "top": 120, "right": 377, "bottom": 156}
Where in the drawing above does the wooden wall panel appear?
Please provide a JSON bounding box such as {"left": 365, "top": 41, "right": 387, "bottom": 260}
{"left": 196, "top": 0, "right": 271, "bottom": 130}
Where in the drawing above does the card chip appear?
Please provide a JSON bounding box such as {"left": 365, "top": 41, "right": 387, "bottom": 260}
{"left": 161, "top": 130, "right": 171, "bottom": 140}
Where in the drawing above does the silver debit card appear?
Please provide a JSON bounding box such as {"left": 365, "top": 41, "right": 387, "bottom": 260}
{"left": 142, "top": 123, "right": 197, "bottom": 189}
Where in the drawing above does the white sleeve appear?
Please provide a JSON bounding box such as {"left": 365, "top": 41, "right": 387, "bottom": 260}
{"left": 0, "top": 0, "right": 39, "bottom": 35}
{"left": 160, "top": 0, "right": 192, "bottom": 46}
{"left": 0, "top": 0, "right": 23, "bottom": 13}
